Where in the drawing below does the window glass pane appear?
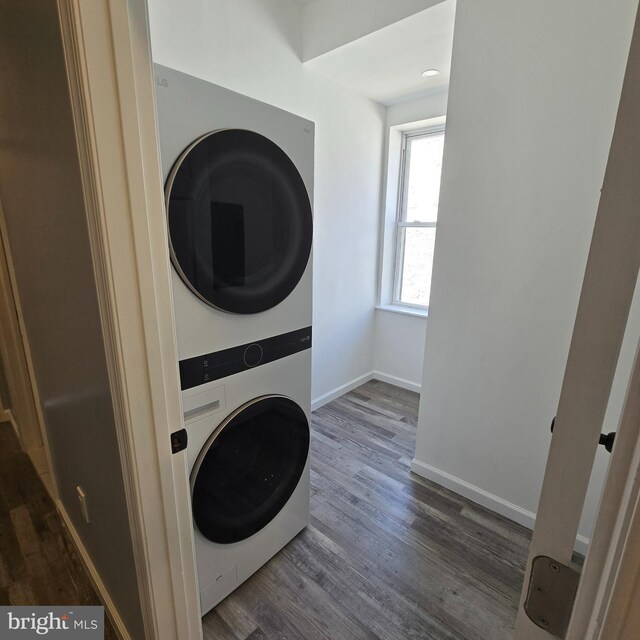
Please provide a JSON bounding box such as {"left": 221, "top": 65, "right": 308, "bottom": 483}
{"left": 399, "top": 226, "right": 436, "bottom": 306}
{"left": 404, "top": 132, "right": 445, "bottom": 223}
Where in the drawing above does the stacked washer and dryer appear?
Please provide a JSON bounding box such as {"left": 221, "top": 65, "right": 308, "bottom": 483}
{"left": 154, "top": 65, "right": 314, "bottom": 615}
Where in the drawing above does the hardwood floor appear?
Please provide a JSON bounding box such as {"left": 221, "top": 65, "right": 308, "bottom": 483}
{"left": 0, "top": 381, "right": 536, "bottom": 639}
{"left": 204, "top": 380, "right": 533, "bottom": 640}
{"left": 0, "top": 420, "right": 117, "bottom": 639}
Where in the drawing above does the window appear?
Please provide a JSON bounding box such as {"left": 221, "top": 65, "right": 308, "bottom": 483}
{"left": 393, "top": 127, "right": 445, "bottom": 310}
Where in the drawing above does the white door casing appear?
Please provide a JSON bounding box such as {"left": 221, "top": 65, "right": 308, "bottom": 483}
{"left": 57, "top": 1, "right": 201, "bottom": 638}
{"left": 567, "top": 340, "right": 640, "bottom": 639}
{"left": 0, "top": 197, "right": 48, "bottom": 455}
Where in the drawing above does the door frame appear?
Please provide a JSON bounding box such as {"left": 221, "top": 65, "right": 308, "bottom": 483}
{"left": 567, "top": 340, "right": 640, "bottom": 639}
{"left": 57, "top": 1, "right": 201, "bottom": 638}
{"left": 0, "top": 197, "right": 48, "bottom": 455}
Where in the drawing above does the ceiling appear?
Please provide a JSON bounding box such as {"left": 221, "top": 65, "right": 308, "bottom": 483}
{"left": 304, "top": 0, "right": 455, "bottom": 106}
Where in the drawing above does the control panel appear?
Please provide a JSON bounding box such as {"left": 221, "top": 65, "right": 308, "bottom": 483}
{"left": 179, "top": 326, "right": 312, "bottom": 390}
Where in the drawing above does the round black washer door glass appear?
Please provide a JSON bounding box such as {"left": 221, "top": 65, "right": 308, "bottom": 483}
{"left": 191, "top": 396, "right": 309, "bottom": 544}
{"left": 166, "top": 129, "right": 313, "bottom": 314}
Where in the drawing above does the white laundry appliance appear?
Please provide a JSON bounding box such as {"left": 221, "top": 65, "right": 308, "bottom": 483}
{"left": 154, "top": 64, "right": 313, "bottom": 362}
{"left": 182, "top": 350, "right": 311, "bottom": 614}
{"left": 154, "top": 64, "right": 313, "bottom": 615}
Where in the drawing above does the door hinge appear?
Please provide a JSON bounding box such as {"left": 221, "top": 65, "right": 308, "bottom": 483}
{"left": 524, "top": 555, "right": 580, "bottom": 638}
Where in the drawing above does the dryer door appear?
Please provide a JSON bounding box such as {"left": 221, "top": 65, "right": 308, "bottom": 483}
{"left": 166, "top": 129, "right": 313, "bottom": 314}
{"left": 191, "top": 395, "right": 309, "bottom": 544}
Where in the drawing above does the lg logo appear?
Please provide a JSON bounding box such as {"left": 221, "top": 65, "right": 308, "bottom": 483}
{"left": 156, "top": 76, "right": 169, "bottom": 87}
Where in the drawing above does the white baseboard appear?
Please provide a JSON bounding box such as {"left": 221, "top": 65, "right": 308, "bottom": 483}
{"left": 372, "top": 371, "right": 421, "bottom": 394}
{"left": 57, "top": 502, "right": 131, "bottom": 639}
{"left": 311, "top": 372, "right": 374, "bottom": 411}
{"left": 311, "top": 371, "right": 421, "bottom": 412}
{"left": 410, "top": 458, "right": 590, "bottom": 556}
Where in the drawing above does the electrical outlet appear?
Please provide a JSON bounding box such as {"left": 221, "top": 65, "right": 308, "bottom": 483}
{"left": 77, "top": 486, "right": 90, "bottom": 524}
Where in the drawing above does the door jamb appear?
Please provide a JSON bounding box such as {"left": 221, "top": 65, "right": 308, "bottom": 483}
{"left": 566, "top": 339, "right": 640, "bottom": 638}
{"left": 0, "top": 196, "right": 56, "bottom": 488}
{"left": 57, "top": 1, "right": 201, "bottom": 638}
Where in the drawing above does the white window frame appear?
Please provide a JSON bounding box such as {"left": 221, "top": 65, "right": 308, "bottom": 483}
{"left": 392, "top": 125, "right": 445, "bottom": 312}
{"left": 376, "top": 115, "right": 445, "bottom": 318}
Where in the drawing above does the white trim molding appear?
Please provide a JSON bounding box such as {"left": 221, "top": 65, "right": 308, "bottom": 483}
{"left": 58, "top": 503, "right": 131, "bottom": 640}
{"left": 410, "top": 458, "right": 590, "bottom": 556}
{"left": 372, "top": 371, "right": 421, "bottom": 394}
{"left": 376, "top": 115, "right": 446, "bottom": 309}
{"left": 0, "top": 198, "right": 50, "bottom": 458}
{"left": 57, "top": 1, "right": 201, "bottom": 638}
{"left": 312, "top": 372, "right": 421, "bottom": 412}
{"left": 567, "top": 341, "right": 640, "bottom": 639}
{"left": 375, "top": 304, "right": 428, "bottom": 318}
{"left": 312, "top": 373, "right": 374, "bottom": 412}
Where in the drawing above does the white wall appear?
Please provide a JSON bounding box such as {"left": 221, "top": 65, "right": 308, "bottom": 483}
{"left": 0, "top": 2, "right": 144, "bottom": 635}
{"left": 373, "top": 311, "right": 426, "bottom": 391}
{"left": 302, "top": 0, "right": 445, "bottom": 61}
{"left": 147, "top": 0, "right": 385, "bottom": 406}
{"left": 413, "top": 0, "right": 639, "bottom": 548}
{"left": 373, "top": 89, "right": 448, "bottom": 390}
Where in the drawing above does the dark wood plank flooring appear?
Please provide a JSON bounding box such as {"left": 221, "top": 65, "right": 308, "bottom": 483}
{"left": 204, "top": 380, "right": 532, "bottom": 640}
{"left": 0, "top": 421, "right": 117, "bottom": 639}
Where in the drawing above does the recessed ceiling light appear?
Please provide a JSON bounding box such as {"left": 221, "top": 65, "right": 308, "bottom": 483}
{"left": 421, "top": 69, "right": 440, "bottom": 78}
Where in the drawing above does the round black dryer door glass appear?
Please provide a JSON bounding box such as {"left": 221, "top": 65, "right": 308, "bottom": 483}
{"left": 166, "top": 129, "right": 313, "bottom": 314}
{"left": 191, "top": 396, "right": 309, "bottom": 544}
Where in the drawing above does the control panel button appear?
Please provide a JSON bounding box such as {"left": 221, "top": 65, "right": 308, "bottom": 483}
{"left": 243, "top": 343, "right": 263, "bottom": 368}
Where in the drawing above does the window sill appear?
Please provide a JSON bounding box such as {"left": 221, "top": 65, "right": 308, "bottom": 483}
{"left": 375, "top": 304, "right": 428, "bottom": 319}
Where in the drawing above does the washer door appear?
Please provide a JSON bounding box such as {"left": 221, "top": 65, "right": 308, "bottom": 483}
{"left": 166, "top": 129, "right": 313, "bottom": 314}
{"left": 191, "top": 396, "right": 309, "bottom": 544}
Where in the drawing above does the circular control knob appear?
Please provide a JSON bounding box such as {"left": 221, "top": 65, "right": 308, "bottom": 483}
{"left": 243, "top": 343, "right": 263, "bottom": 368}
